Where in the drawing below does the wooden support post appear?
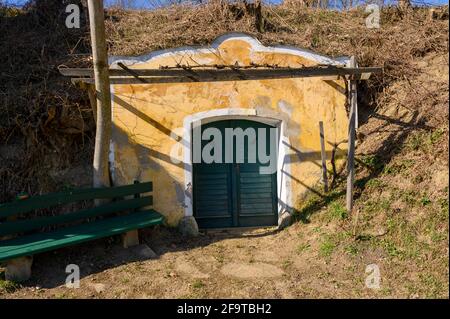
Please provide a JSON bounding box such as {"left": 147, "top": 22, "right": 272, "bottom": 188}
{"left": 87, "top": 0, "right": 112, "bottom": 189}
{"left": 5, "top": 256, "right": 33, "bottom": 282}
{"left": 346, "top": 56, "right": 357, "bottom": 212}
{"left": 319, "top": 121, "right": 328, "bottom": 193}
{"left": 121, "top": 180, "right": 141, "bottom": 248}
{"left": 122, "top": 230, "right": 140, "bottom": 248}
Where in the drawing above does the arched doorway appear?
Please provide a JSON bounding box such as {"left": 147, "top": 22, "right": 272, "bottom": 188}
{"left": 193, "top": 119, "right": 278, "bottom": 228}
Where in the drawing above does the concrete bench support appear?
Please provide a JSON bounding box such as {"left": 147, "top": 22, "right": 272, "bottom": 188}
{"left": 5, "top": 256, "right": 33, "bottom": 282}
{"left": 122, "top": 230, "right": 140, "bottom": 248}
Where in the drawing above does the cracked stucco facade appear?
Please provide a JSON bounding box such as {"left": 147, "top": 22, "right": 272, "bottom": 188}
{"left": 108, "top": 33, "right": 349, "bottom": 227}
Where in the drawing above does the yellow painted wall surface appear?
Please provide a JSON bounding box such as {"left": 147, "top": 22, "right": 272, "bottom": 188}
{"left": 110, "top": 34, "right": 349, "bottom": 226}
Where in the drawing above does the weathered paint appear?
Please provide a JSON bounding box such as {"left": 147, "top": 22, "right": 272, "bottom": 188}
{"left": 109, "top": 33, "right": 349, "bottom": 227}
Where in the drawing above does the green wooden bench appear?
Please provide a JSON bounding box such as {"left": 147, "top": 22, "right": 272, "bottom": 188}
{"left": 0, "top": 181, "right": 164, "bottom": 281}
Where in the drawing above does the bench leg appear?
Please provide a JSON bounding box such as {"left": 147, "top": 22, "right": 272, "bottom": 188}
{"left": 122, "top": 230, "right": 139, "bottom": 248}
{"left": 5, "top": 256, "right": 33, "bottom": 282}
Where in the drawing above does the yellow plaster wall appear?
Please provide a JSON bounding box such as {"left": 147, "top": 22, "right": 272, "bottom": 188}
{"left": 110, "top": 34, "right": 349, "bottom": 226}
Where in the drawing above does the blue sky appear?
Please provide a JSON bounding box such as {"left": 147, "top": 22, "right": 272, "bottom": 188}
{"left": 4, "top": 0, "right": 449, "bottom": 9}
{"left": 105, "top": 0, "right": 449, "bottom": 8}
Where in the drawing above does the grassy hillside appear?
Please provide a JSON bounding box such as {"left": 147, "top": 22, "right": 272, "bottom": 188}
{"left": 0, "top": 1, "right": 448, "bottom": 297}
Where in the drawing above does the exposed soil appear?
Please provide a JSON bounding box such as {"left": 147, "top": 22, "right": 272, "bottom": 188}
{"left": 0, "top": 224, "right": 407, "bottom": 299}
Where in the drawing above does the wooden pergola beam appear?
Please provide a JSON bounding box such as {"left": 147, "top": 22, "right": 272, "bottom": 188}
{"left": 117, "top": 62, "right": 148, "bottom": 83}
{"left": 61, "top": 66, "right": 382, "bottom": 84}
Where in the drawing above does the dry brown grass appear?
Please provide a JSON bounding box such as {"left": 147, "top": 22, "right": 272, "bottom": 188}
{"left": 105, "top": 4, "right": 447, "bottom": 107}
{"left": 103, "top": 2, "right": 449, "bottom": 135}
{"left": 0, "top": 0, "right": 93, "bottom": 201}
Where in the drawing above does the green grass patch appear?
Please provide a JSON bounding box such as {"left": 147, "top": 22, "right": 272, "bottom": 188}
{"left": 364, "top": 198, "right": 391, "bottom": 214}
{"left": 0, "top": 279, "right": 20, "bottom": 293}
{"left": 406, "top": 128, "right": 446, "bottom": 153}
{"left": 399, "top": 190, "right": 418, "bottom": 207}
{"left": 294, "top": 187, "right": 346, "bottom": 224}
{"left": 366, "top": 178, "right": 383, "bottom": 189}
{"left": 381, "top": 239, "right": 404, "bottom": 258}
{"left": 419, "top": 273, "right": 446, "bottom": 298}
{"left": 328, "top": 201, "right": 348, "bottom": 220}
{"left": 438, "top": 198, "right": 449, "bottom": 216}
{"left": 319, "top": 236, "right": 336, "bottom": 258}
{"left": 344, "top": 244, "right": 359, "bottom": 256}
{"left": 420, "top": 196, "right": 432, "bottom": 206}
{"left": 383, "top": 159, "right": 415, "bottom": 176}
{"left": 430, "top": 231, "right": 447, "bottom": 243}
{"left": 296, "top": 243, "right": 311, "bottom": 254}
{"left": 192, "top": 280, "right": 204, "bottom": 289}
{"left": 282, "top": 259, "right": 293, "bottom": 270}
{"left": 358, "top": 155, "right": 383, "bottom": 171}
{"left": 429, "top": 128, "right": 445, "bottom": 145}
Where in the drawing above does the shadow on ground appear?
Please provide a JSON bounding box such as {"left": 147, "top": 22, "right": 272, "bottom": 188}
{"left": 293, "top": 101, "right": 428, "bottom": 224}
{"left": 3, "top": 225, "right": 279, "bottom": 289}
{"left": 2, "top": 95, "right": 428, "bottom": 291}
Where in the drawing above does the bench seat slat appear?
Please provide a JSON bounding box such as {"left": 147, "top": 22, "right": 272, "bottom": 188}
{"left": 0, "top": 210, "right": 163, "bottom": 262}
{"left": 0, "top": 196, "right": 153, "bottom": 237}
{"left": 0, "top": 182, "right": 153, "bottom": 218}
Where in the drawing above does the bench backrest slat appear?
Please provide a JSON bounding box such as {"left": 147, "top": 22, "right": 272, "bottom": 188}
{"left": 0, "top": 196, "right": 153, "bottom": 237}
{"left": 0, "top": 182, "right": 152, "bottom": 218}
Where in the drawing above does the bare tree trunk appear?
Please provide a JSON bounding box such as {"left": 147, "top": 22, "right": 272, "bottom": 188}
{"left": 254, "top": 0, "right": 264, "bottom": 33}
{"left": 87, "top": 0, "right": 112, "bottom": 188}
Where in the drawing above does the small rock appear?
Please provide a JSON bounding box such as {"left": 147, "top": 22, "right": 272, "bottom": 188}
{"left": 178, "top": 216, "right": 199, "bottom": 237}
{"left": 92, "top": 283, "right": 106, "bottom": 293}
{"left": 131, "top": 244, "right": 158, "bottom": 259}
{"left": 278, "top": 211, "right": 292, "bottom": 230}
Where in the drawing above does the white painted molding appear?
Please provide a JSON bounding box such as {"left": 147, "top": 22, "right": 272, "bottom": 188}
{"left": 109, "top": 32, "right": 349, "bottom": 67}
{"left": 181, "top": 108, "right": 292, "bottom": 224}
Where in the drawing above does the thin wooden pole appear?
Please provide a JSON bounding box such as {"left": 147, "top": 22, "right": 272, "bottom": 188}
{"left": 87, "top": 0, "right": 111, "bottom": 188}
{"left": 319, "top": 121, "right": 328, "bottom": 193}
{"left": 346, "top": 56, "right": 357, "bottom": 212}
{"left": 86, "top": 84, "right": 97, "bottom": 124}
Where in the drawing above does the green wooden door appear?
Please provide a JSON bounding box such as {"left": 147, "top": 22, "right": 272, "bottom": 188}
{"left": 193, "top": 119, "right": 278, "bottom": 228}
